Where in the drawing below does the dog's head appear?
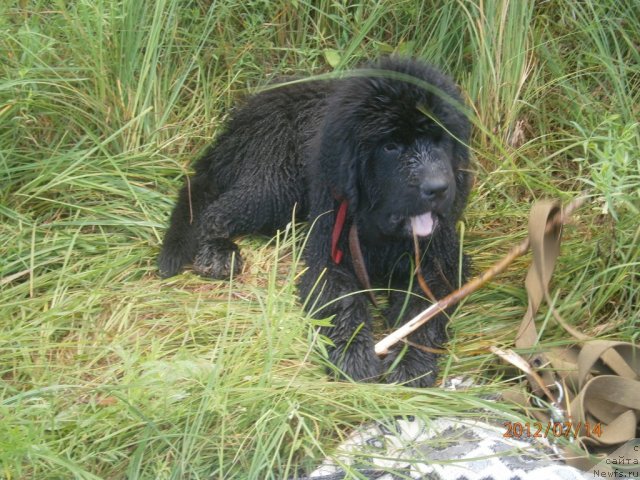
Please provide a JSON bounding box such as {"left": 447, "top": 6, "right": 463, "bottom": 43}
{"left": 318, "top": 57, "right": 471, "bottom": 242}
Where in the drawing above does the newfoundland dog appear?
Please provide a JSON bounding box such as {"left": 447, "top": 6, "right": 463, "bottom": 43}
{"left": 159, "top": 57, "right": 471, "bottom": 387}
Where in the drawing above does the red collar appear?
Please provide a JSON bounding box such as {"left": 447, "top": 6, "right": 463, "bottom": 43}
{"left": 331, "top": 199, "right": 349, "bottom": 264}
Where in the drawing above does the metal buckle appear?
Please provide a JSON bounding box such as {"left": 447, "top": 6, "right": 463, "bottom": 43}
{"left": 532, "top": 381, "right": 573, "bottom": 449}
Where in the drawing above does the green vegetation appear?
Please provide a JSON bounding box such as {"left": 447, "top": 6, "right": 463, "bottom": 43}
{"left": 1, "top": 1, "right": 638, "bottom": 478}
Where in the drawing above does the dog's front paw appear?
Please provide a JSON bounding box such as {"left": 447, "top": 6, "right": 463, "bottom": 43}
{"left": 193, "top": 239, "right": 242, "bottom": 279}
{"left": 382, "top": 347, "right": 439, "bottom": 388}
{"left": 328, "top": 341, "right": 382, "bottom": 383}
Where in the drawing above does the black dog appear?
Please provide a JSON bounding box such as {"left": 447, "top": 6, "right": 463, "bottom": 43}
{"left": 159, "top": 57, "right": 471, "bottom": 387}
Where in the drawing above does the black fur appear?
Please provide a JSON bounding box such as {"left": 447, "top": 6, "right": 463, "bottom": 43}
{"left": 159, "top": 57, "right": 472, "bottom": 387}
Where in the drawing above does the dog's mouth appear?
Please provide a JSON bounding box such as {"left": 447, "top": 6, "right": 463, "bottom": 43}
{"left": 410, "top": 212, "right": 437, "bottom": 237}
{"left": 388, "top": 211, "right": 438, "bottom": 238}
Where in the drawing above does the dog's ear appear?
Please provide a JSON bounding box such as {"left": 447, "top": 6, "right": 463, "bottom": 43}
{"left": 317, "top": 116, "right": 363, "bottom": 210}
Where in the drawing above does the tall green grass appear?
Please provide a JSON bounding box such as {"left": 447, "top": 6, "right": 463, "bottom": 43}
{"left": 1, "top": 0, "right": 638, "bottom": 478}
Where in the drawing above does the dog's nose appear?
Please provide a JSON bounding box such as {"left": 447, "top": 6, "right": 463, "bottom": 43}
{"left": 420, "top": 177, "right": 449, "bottom": 201}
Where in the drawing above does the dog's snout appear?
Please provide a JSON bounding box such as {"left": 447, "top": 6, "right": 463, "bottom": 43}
{"left": 420, "top": 177, "right": 449, "bottom": 201}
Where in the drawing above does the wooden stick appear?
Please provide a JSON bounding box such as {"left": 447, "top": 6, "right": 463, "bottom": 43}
{"left": 411, "top": 218, "right": 437, "bottom": 303}
{"left": 375, "top": 196, "right": 587, "bottom": 356}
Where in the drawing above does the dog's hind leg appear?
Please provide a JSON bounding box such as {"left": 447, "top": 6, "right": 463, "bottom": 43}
{"left": 158, "top": 174, "right": 212, "bottom": 278}
{"left": 192, "top": 237, "right": 242, "bottom": 279}
{"left": 192, "top": 177, "right": 303, "bottom": 279}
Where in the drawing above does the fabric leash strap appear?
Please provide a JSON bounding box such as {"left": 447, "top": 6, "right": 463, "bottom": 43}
{"left": 511, "top": 200, "right": 640, "bottom": 468}
{"left": 330, "top": 199, "right": 378, "bottom": 306}
{"left": 515, "top": 201, "right": 563, "bottom": 397}
{"left": 515, "top": 201, "right": 640, "bottom": 468}
{"left": 348, "top": 224, "right": 378, "bottom": 307}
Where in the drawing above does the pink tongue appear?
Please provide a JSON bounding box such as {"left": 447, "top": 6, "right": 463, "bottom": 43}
{"left": 410, "top": 212, "right": 435, "bottom": 237}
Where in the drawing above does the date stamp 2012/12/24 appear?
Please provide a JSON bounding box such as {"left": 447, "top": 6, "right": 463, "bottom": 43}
{"left": 503, "top": 421, "right": 603, "bottom": 440}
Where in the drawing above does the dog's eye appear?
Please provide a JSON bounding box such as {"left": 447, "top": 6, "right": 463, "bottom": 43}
{"left": 383, "top": 143, "right": 401, "bottom": 154}
{"left": 424, "top": 125, "right": 444, "bottom": 142}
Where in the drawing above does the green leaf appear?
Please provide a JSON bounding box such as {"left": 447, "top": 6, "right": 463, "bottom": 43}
{"left": 323, "top": 49, "right": 341, "bottom": 69}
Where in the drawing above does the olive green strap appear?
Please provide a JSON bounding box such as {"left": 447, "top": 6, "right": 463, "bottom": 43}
{"left": 570, "top": 341, "right": 640, "bottom": 447}
{"left": 511, "top": 199, "right": 640, "bottom": 467}
{"left": 515, "top": 200, "right": 564, "bottom": 397}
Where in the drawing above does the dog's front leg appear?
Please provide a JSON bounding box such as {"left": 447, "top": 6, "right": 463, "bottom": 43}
{"left": 383, "top": 291, "right": 448, "bottom": 387}
{"left": 300, "top": 264, "right": 382, "bottom": 383}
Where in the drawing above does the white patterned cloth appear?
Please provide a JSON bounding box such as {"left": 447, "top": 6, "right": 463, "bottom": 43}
{"left": 302, "top": 416, "right": 586, "bottom": 479}
{"left": 295, "top": 378, "right": 586, "bottom": 480}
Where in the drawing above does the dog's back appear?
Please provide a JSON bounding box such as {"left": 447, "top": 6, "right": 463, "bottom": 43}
{"left": 158, "top": 79, "right": 332, "bottom": 277}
